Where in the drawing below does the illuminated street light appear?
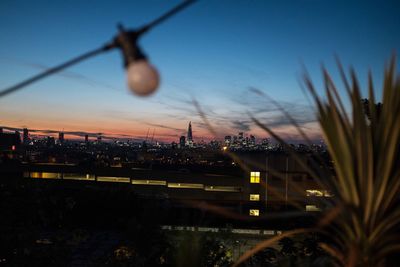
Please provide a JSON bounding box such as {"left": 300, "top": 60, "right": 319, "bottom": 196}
{"left": 0, "top": 0, "right": 196, "bottom": 98}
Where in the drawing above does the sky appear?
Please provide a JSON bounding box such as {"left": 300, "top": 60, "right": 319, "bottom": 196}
{"left": 0, "top": 0, "right": 399, "bottom": 143}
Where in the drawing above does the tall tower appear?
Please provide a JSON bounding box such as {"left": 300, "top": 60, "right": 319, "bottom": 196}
{"left": 187, "top": 121, "right": 193, "bottom": 142}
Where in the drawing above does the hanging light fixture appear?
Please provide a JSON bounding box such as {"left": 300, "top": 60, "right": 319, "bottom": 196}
{"left": 0, "top": 0, "right": 196, "bottom": 98}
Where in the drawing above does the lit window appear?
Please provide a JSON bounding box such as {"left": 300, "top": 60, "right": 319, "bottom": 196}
{"left": 168, "top": 183, "right": 204, "bottom": 189}
{"left": 97, "top": 176, "right": 130, "bottom": 183}
{"left": 306, "top": 189, "right": 333, "bottom": 197}
{"left": 30, "top": 172, "right": 61, "bottom": 179}
{"left": 205, "top": 186, "right": 241, "bottom": 192}
{"left": 132, "top": 180, "right": 166, "bottom": 186}
{"left": 306, "top": 189, "right": 324, "bottom": 197}
{"left": 249, "top": 194, "right": 260, "bottom": 201}
{"left": 249, "top": 209, "right": 260, "bottom": 216}
{"left": 323, "top": 190, "right": 334, "bottom": 197}
{"left": 305, "top": 205, "right": 321, "bottom": 212}
{"left": 63, "top": 173, "right": 95, "bottom": 181}
{"left": 250, "top": 171, "right": 260, "bottom": 183}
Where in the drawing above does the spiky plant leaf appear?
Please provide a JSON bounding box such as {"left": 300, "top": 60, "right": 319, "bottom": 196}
{"left": 237, "top": 56, "right": 400, "bottom": 267}
{"left": 303, "top": 57, "right": 400, "bottom": 266}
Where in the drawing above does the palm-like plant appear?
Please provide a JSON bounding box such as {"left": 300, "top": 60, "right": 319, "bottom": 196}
{"left": 234, "top": 57, "right": 400, "bottom": 267}
{"left": 305, "top": 58, "right": 400, "bottom": 267}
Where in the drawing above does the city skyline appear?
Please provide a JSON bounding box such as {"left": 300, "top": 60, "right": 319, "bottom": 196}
{"left": 0, "top": 122, "right": 282, "bottom": 144}
{"left": 1, "top": 1, "right": 399, "bottom": 142}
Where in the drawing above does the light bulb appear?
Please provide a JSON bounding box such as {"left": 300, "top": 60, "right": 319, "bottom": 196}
{"left": 126, "top": 60, "right": 160, "bottom": 96}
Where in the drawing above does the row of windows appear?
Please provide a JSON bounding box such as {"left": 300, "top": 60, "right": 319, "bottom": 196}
{"left": 132, "top": 179, "right": 166, "bottom": 186}
{"left": 168, "top": 183, "right": 204, "bottom": 189}
{"left": 27, "top": 171, "right": 313, "bottom": 184}
{"left": 97, "top": 176, "right": 131, "bottom": 183}
{"left": 23, "top": 172, "right": 241, "bottom": 192}
{"left": 249, "top": 171, "right": 261, "bottom": 215}
{"left": 205, "top": 186, "right": 241, "bottom": 192}
{"left": 249, "top": 171, "right": 261, "bottom": 213}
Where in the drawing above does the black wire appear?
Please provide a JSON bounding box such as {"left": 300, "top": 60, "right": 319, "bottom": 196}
{"left": 0, "top": 45, "right": 113, "bottom": 98}
{"left": 0, "top": 0, "right": 197, "bottom": 98}
{"left": 139, "top": 0, "right": 196, "bottom": 35}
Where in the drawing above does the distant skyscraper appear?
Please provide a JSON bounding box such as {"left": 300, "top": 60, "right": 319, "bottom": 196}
{"left": 85, "top": 134, "right": 89, "bottom": 143}
{"left": 97, "top": 134, "right": 102, "bottom": 143}
{"left": 238, "top": 132, "right": 244, "bottom": 141}
{"left": 0, "top": 128, "right": 3, "bottom": 133}
{"left": 23, "top": 128, "right": 29, "bottom": 145}
{"left": 59, "top": 132, "right": 64, "bottom": 144}
{"left": 261, "top": 138, "right": 269, "bottom": 146}
{"left": 187, "top": 121, "right": 193, "bottom": 142}
{"left": 179, "top": 136, "right": 186, "bottom": 148}
{"left": 224, "top": 135, "right": 232, "bottom": 145}
{"left": 250, "top": 135, "right": 256, "bottom": 145}
{"left": 233, "top": 136, "right": 238, "bottom": 144}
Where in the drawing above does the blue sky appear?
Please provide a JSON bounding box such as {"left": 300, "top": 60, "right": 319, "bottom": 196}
{"left": 0, "top": 0, "right": 399, "bottom": 142}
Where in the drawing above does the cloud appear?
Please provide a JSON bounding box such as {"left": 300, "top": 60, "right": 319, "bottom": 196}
{"left": 100, "top": 109, "right": 185, "bottom": 134}
{"left": 164, "top": 86, "right": 320, "bottom": 142}
{"left": 144, "top": 123, "right": 182, "bottom": 132}
{"left": 230, "top": 120, "right": 251, "bottom": 132}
